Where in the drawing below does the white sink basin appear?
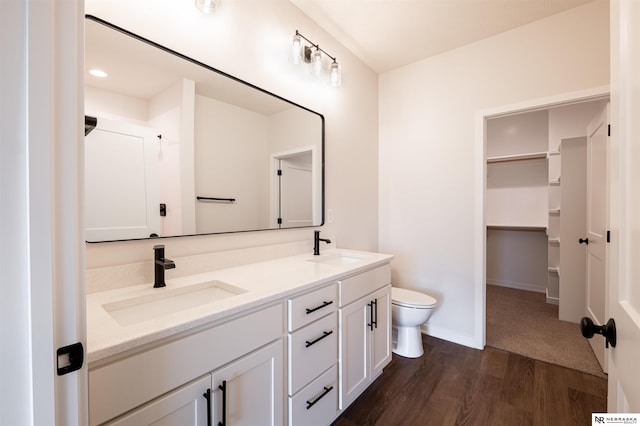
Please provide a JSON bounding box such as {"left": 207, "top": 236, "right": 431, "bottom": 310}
{"left": 307, "top": 252, "right": 371, "bottom": 266}
{"left": 103, "top": 280, "right": 247, "bottom": 326}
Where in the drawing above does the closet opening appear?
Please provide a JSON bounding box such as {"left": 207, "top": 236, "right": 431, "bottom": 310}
{"left": 483, "top": 95, "right": 609, "bottom": 377}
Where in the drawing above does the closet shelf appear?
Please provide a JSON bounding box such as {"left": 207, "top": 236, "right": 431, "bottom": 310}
{"left": 548, "top": 238, "right": 561, "bottom": 246}
{"left": 487, "top": 225, "right": 547, "bottom": 232}
{"left": 486, "top": 151, "right": 548, "bottom": 164}
{"left": 549, "top": 209, "right": 561, "bottom": 216}
{"left": 548, "top": 267, "right": 560, "bottom": 276}
{"left": 548, "top": 151, "right": 561, "bottom": 156}
{"left": 549, "top": 178, "right": 561, "bottom": 186}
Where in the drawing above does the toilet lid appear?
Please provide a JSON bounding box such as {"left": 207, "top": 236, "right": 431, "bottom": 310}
{"left": 392, "top": 287, "right": 437, "bottom": 308}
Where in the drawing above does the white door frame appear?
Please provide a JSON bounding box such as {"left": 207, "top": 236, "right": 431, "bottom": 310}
{"left": 269, "top": 145, "right": 320, "bottom": 228}
{"left": 474, "top": 86, "right": 610, "bottom": 348}
{"left": 0, "top": 1, "right": 87, "bottom": 424}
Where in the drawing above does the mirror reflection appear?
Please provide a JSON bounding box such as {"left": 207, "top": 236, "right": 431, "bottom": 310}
{"left": 84, "top": 16, "right": 324, "bottom": 242}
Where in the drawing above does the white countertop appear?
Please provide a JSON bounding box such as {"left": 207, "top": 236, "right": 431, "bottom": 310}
{"left": 86, "top": 249, "right": 393, "bottom": 364}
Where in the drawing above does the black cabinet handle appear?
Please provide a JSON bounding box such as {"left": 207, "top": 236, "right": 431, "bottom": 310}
{"left": 203, "top": 388, "right": 212, "bottom": 426}
{"left": 367, "top": 299, "right": 378, "bottom": 331}
{"left": 306, "top": 385, "right": 334, "bottom": 410}
{"left": 579, "top": 237, "right": 589, "bottom": 245}
{"left": 372, "top": 298, "right": 378, "bottom": 329}
{"left": 217, "top": 380, "right": 227, "bottom": 426}
{"left": 305, "top": 300, "right": 333, "bottom": 314}
{"left": 305, "top": 330, "right": 333, "bottom": 348}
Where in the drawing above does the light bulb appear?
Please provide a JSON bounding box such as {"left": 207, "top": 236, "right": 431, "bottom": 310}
{"left": 89, "top": 69, "right": 108, "bottom": 78}
{"left": 291, "top": 34, "right": 302, "bottom": 65}
{"left": 312, "top": 47, "right": 322, "bottom": 77}
{"left": 195, "top": 0, "right": 218, "bottom": 14}
{"left": 330, "top": 61, "right": 341, "bottom": 87}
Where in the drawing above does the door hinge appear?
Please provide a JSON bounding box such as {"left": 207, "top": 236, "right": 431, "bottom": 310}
{"left": 159, "top": 203, "right": 166, "bottom": 217}
{"left": 277, "top": 217, "right": 282, "bottom": 225}
{"left": 57, "top": 342, "right": 84, "bottom": 376}
{"left": 608, "top": 124, "right": 611, "bottom": 137}
{"left": 607, "top": 230, "right": 611, "bottom": 243}
{"left": 277, "top": 169, "right": 282, "bottom": 176}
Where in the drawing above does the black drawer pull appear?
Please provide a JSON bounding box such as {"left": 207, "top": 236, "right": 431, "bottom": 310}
{"left": 305, "top": 300, "right": 333, "bottom": 314}
{"left": 305, "top": 330, "right": 333, "bottom": 348}
{"left": 306, "top": 385, "right": 334, "bottom": 410}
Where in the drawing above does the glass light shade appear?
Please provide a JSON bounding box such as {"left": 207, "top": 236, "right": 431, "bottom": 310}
{"left": 330, "top": 61, "right": 341, "bottom": 87}
{"left": 312, "top": 48, "right": 323, "bottom": 77}
{"left": 291, "top": 34, "right": 302, "bottom": 65}
{"left": 195, "top": 0, "right": 218, "bottom": 14}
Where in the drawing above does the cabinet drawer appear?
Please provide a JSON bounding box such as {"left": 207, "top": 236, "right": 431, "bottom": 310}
{"left": 289, "top": 365, "right": 338, "bottom": 426}
{"left": 339, "top": 264, "right": 391, "bottom": 307}
{"left": 288, "top": 311, "right": 338, "bottom": 395}
{"left": 288, "top": 283, "right": 337, "bottom": 331}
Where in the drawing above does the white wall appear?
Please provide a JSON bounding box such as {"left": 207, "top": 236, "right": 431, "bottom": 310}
{"left": 84, "top": 0, "right": 379, "bottom": 268}
{"left": 194, "top": 95, "right": 268, "bottom": 233}
{"left": 379, "top": 0, "right": 609, "bottom": 348}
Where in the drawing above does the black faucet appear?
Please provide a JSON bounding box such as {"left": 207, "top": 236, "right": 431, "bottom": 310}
{"left": 153, "top": 245, "right": 175, "bottom": 288}
{"left": 313, "top": 230, "right": 331, "bottom": 255}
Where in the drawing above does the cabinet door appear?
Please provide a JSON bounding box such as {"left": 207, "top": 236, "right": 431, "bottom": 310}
{"left": 106, "top": 376, "right": 210, "bottom": 426}
{"left": 371, "top": 285, "right": 392, "bottom": 377}
{"left": 339, "top": 298, "right": 369, "bottom": 410}
{"left": 211, "top": 340, "right": 283, "bottom": 426}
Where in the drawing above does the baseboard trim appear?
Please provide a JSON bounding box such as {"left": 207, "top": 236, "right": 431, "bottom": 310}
{"left": 486, "top": 279, "right": 545, "bottom": 294}
{"left": 420, "top": 324, "right": 482, "bottom": 350}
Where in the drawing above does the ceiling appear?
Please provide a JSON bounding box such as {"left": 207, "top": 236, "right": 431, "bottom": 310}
{"left": 290, "top": 0, "right": 595, "bottom": 73}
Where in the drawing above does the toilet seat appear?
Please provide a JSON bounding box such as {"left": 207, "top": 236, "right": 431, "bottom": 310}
{"left": 392, "top": 287, "right": 437, "bottom": 309}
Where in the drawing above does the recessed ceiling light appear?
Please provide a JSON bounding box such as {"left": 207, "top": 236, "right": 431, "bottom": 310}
{"left": 89, "top": 69, "right": 108, "bottom": 78}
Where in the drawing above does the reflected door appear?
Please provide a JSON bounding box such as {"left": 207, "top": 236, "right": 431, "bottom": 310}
{"left": 278, "top": 154, "right": 312, "bottom": 228}
{"left": 85, "top": 117, "right": 160, "bottom": 241}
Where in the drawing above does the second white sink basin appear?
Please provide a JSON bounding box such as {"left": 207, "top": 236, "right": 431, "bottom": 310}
{"left": 103, "top": 280, "right": 247, "bottom": 326}
{"left": 307, "top": 251, "right": 371, "bottom": 266}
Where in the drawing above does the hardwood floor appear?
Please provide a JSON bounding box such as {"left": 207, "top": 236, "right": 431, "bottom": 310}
{"left": 332, "top": 336, "right": 607, "bottom": 426}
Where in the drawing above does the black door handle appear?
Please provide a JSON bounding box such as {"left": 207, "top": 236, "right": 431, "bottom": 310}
{"left": 579, "top": 238, "right": 589, "bottom": 245}
{"left": 580, "top": 317, "right": 616, "bottom": 348}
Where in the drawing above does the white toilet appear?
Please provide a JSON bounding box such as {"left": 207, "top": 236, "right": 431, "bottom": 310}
{"left": 391, "top": 287, "right": 438, "bottom": 358}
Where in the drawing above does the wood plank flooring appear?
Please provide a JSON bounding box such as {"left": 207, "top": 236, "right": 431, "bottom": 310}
{"left": 331, "top": 336, "right": 607, "bottom": 426}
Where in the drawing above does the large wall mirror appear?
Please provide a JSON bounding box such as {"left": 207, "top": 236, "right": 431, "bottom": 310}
{"left": 84, "top": 16, "right": 324, "bottom": 242}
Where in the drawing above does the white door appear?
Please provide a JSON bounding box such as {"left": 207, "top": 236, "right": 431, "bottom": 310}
{"left": 85, "top": 117, "right": 160, "bottom": 241}
{"left": 607, "top": 0, "right": 640, "bottom": 411}
{"left": 211, "top": 340, "right": 283, "bottom": 426}
{"left": 585, "top": 105, "right": 609, "bottom": 372}
{"left": 279, "top": 155, "right": 313, "bottom": 228}
{"left": 1, "top": 3, "right": 86, "bottom": 425}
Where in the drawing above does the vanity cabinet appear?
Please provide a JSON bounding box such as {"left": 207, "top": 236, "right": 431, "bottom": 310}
{"left": 88, "top": 256, "right": 394, "bottom": 426}
{"left": 338, "top": 266, "right": 392, "bottom": 410}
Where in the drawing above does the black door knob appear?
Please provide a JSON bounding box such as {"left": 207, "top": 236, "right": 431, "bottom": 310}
{"left": 579, "top": 238, "right": 589, "bottom": 245}
{"left": 580, "top": 317, "right": 616, "bottom": 348}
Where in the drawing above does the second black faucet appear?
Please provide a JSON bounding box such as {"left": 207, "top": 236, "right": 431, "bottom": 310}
{"left": 313, "top": 230, "right": 331, "bottom": 255}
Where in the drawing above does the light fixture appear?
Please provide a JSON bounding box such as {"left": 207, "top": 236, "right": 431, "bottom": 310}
{"left": 195, "top": 0, "right": 219, "bottom": 14}
{"left": 290, "top": 30, "right": 341, "bottom": 87}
